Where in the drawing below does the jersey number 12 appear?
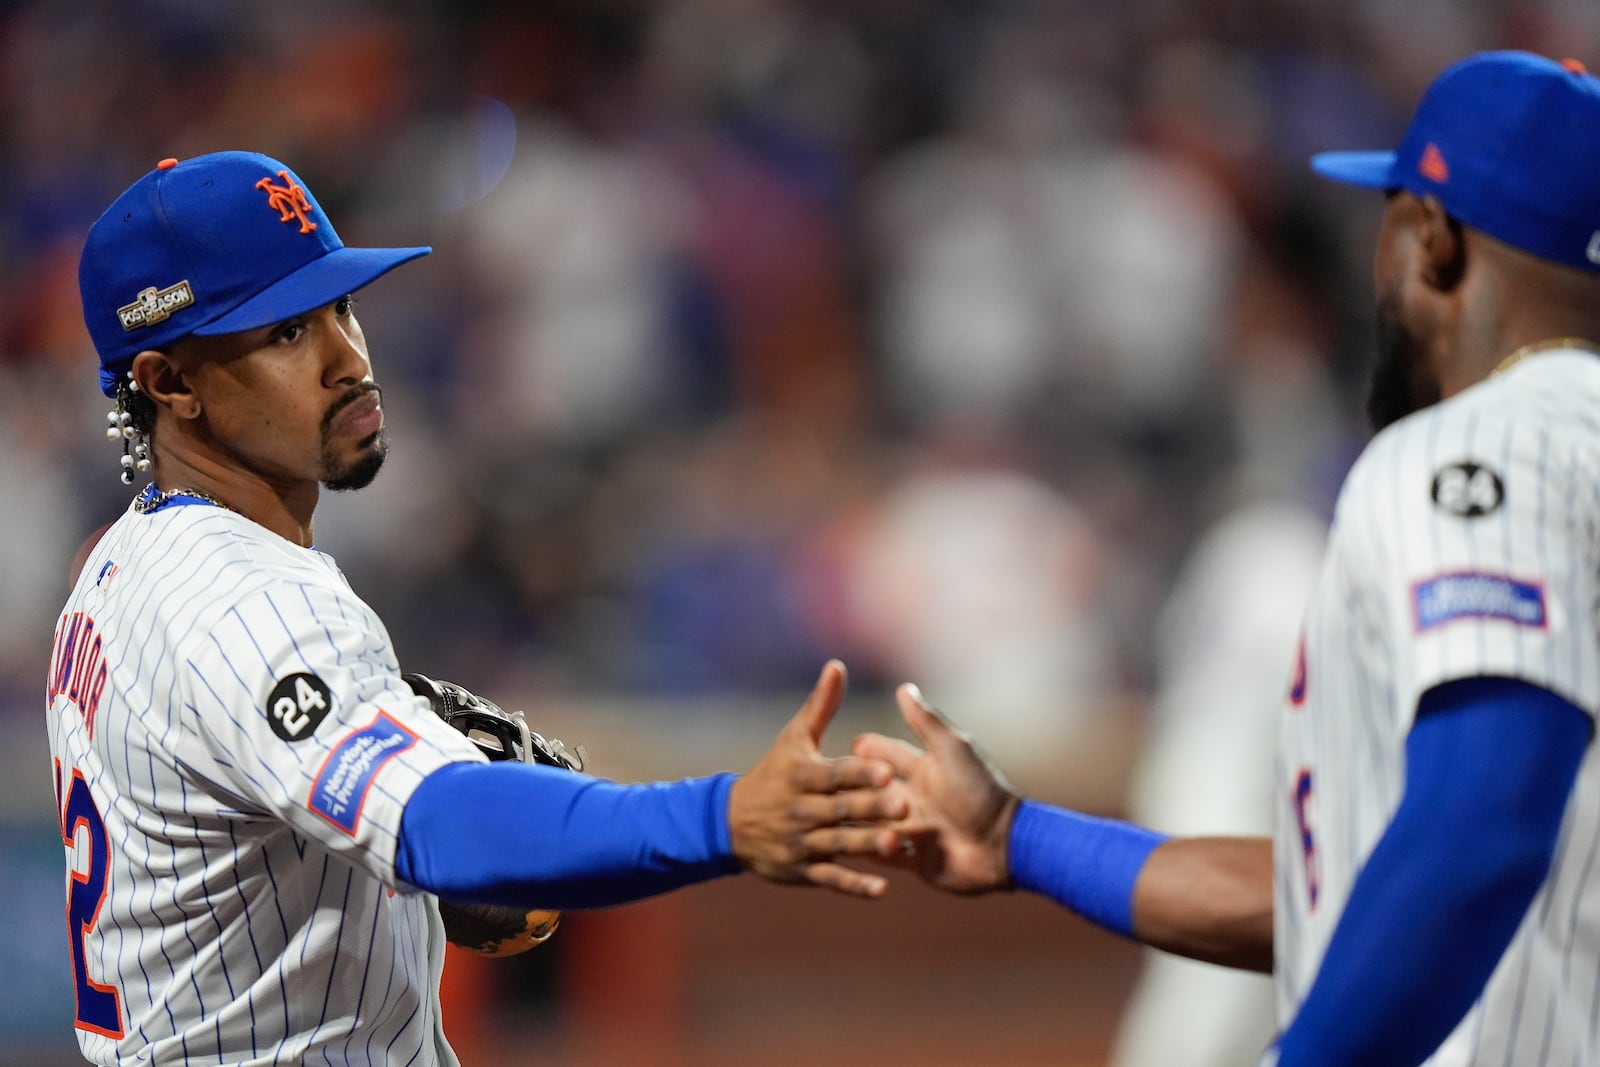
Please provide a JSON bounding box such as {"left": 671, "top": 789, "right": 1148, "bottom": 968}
{"left": 56, "top": 762, "right": 125, "bottom": 1039}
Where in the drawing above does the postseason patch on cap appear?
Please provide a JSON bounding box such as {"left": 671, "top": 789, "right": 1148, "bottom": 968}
{"left": 1412, "top": 572, "right": 1547, "bottom": 632}
{"left": 309, "top": 711, "right": 418, "bottom": 835}
{"left": 118, "top": 280, "right": 194, "bottom": 330}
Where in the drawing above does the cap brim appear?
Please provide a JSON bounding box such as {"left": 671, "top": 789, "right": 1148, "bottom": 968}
{"left": 192, "top": 245, "right": 431, "bottom": 336}
{"left": 1310, "top": 150, "right": 1397, "bottom": 189}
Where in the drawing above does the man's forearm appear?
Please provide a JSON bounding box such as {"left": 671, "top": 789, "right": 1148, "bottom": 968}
{"left": 1006, "top": 802, "right": 1272, "bottom": 969}
{"left": 1132, "top": 835, "right": 1275, "bottom": 972}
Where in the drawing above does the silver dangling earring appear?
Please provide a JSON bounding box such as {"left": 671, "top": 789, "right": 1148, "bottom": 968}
{"left": 109, "top": 373, "right": 150, "bottom": 484}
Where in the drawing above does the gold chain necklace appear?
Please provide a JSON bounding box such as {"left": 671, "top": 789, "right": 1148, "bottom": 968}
{"left": 1492, "top": 337, "right": 1600, "bottom": 376}
{"left": 132, "top": 483, "right": 237, "bottom": 515}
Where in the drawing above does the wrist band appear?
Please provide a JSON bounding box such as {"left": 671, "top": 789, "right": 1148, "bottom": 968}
{"left": 1008, "top": 800, "right": 1167, "bottom": 938}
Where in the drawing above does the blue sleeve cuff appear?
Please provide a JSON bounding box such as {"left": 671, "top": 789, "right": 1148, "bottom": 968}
{"left": 398, "top": 763, "right": 742, "bottom": 910}
{"left": 709, "top": 771, "right": 735, "bottom": 858}
{"left": 1009, "top": 800, "right": 1167, "bottom": 938}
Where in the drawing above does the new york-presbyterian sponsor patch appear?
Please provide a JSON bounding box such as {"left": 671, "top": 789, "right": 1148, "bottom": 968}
{"left": 1412, "top": 572, "right": 1547, "bottom": 632}
{"left": 309, "top": 711, "right": 417, "bottom": 834}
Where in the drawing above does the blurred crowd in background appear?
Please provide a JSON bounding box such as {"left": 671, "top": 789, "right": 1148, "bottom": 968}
{"left": 4, "top": 0, "right": 1599, "bottom": 1062}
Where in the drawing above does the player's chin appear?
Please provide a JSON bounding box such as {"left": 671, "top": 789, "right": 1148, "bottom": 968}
{"left": 322, "top": 430, "right": 388, "bottom": 492}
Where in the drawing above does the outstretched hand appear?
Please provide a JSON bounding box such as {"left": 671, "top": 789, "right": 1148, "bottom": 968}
{"left": 851, "top": 683, "right": 1020, "bottom": 895}
{"left": 728, "top": 660, "right": 908, "bottom": 899}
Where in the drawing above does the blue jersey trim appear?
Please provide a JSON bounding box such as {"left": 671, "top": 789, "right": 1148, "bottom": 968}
{"left": 133, "top": 483, "right": 227, "bottom": 513}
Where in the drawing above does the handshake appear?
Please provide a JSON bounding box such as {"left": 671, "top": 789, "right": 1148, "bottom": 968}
{"left": 719, "top": 659, "right": 1019, "bottom": 902}
{"left": 420, "top": 658, "right": 1021, "bottom": 958}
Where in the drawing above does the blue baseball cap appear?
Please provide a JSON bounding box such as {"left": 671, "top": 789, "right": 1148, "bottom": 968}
{"left": 79, "top": 151, "right": 430, "bottom": 397}
{"left": 1312, "top": 51, "right": 1600, "bottom": 273}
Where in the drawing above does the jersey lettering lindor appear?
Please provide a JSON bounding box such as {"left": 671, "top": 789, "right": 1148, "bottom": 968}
{"left": 45, "top": 500, "right": 486, "bottom": 1066}
{"left": 1275, "top": 348, "right": 1600, "bottom": 1065}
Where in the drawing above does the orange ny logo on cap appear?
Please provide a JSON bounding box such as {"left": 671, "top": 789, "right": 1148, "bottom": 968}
{"left": 1419, "top": 143, "right": 1450, "bottom": 183}
{"left": 255, "top": 170, "right": 318, "bottom": 234}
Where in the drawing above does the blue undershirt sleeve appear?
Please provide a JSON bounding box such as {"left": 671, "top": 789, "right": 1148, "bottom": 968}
{"left": 394, "top": 761, "right": 743, "bottom": 909}
{"left": 1273, "top": 676, "right": 1591, "bottom": 1066}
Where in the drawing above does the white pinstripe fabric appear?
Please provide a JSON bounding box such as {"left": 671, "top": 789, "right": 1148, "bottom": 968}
{"left": 1275, "top": 349, "right": 1600, "bottom": 1066}
{"left": 47, "top": 501, "right": 486, "bottom": 1065}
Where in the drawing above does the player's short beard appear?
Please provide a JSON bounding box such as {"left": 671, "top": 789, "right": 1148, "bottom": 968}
{"left": 323, "top": 428, "right": 387, "bottom": 491}
{"left": 320, "top": 384, "right": 388, "bottom": 492}
{"left": 1368, "top": 290, "right": 1441, "bottom": 432}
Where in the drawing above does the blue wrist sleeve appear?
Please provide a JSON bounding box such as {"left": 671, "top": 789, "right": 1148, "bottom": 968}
{"left": 396, "top": 762, "right": 742, "bottom": 909}
{"left": 1008, "top": 800, "right": 1168, "bottom": 938}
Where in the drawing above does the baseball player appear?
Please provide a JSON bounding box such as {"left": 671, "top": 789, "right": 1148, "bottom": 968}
{"left": 852, "top": 51, "right": 1600, "bottom": 1066}
{"left": 51, "top": 151, "right": 906, "bottom": 1066}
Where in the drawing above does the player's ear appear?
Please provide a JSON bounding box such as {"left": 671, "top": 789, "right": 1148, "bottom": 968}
{"left": 131, "top": 348, "right": 201, "bottom": 421}
{"left": 1415, "top": 195, "right": 1466, "bottom": 293}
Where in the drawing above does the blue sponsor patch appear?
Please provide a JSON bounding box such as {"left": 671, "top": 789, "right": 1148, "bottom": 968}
{"left": 1413, "top": 573, "right": 1547, "bottom": 632}
{"left": 309, "top": 712, "right": 418, "bottom": 834}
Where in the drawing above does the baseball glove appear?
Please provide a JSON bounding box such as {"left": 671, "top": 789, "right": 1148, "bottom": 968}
{"left": 403, "top": 672, "right": 584, "bottom": 957}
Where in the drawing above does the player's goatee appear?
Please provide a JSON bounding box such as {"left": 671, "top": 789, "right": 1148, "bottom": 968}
{"left": 323, "top": 428, "right": 387, "bottom": 491}
{"left": 321, "top": 383, "right": 387, "bottom": 491}
{"left": 1368, "top": 291, "right": 1440, "bottom": 432}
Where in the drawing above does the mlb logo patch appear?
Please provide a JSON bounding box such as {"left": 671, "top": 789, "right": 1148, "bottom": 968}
{"left": 310, "top": 712, "right": 417, "bottom": 834}
{"left": 1412, "top": 573, "right": 1547, "bottom": 632}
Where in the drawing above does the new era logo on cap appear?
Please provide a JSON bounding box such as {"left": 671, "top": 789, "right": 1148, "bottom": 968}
{"left": 1418, "top": 143, "right": 1450, "bottom": 183}
{"left": 78, "top": 151, "right": 431, "bottom": 397}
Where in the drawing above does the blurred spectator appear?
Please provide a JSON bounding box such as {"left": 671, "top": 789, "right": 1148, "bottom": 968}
{"left": 1111, "top": 228, "right": 1350, "bottom": 1067}
{"left": 1111, "top": 500, "right": 1327, "bottom": 1067}
{"left": 843, "top": 444, "right": 1118, "bottom": 780}
{"left": 462, "top": 115, "right": 694, "bottom": 449}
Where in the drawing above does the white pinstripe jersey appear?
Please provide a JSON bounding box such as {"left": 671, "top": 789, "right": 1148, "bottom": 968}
{"left": 46, "top": 497, "right": 488, "bottom": 1066}
{"left": 1274, "top": 347, "right": 1600, "bottom": 1065}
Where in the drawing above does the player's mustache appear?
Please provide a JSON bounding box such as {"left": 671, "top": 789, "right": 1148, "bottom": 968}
{"left": 322, "top": 382, "right": 382, "bottom": 435}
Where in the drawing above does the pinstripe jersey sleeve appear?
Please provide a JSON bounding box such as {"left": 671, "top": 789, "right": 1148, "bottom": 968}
{"left": 1353, "top": 351, "right": 1600, "bottom": 730}
{"left": 1276, "top": 352, "right": 1600, "bottom": 1063}
{"left": 175, "top": 575, "right": 487, "bottom": 889}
